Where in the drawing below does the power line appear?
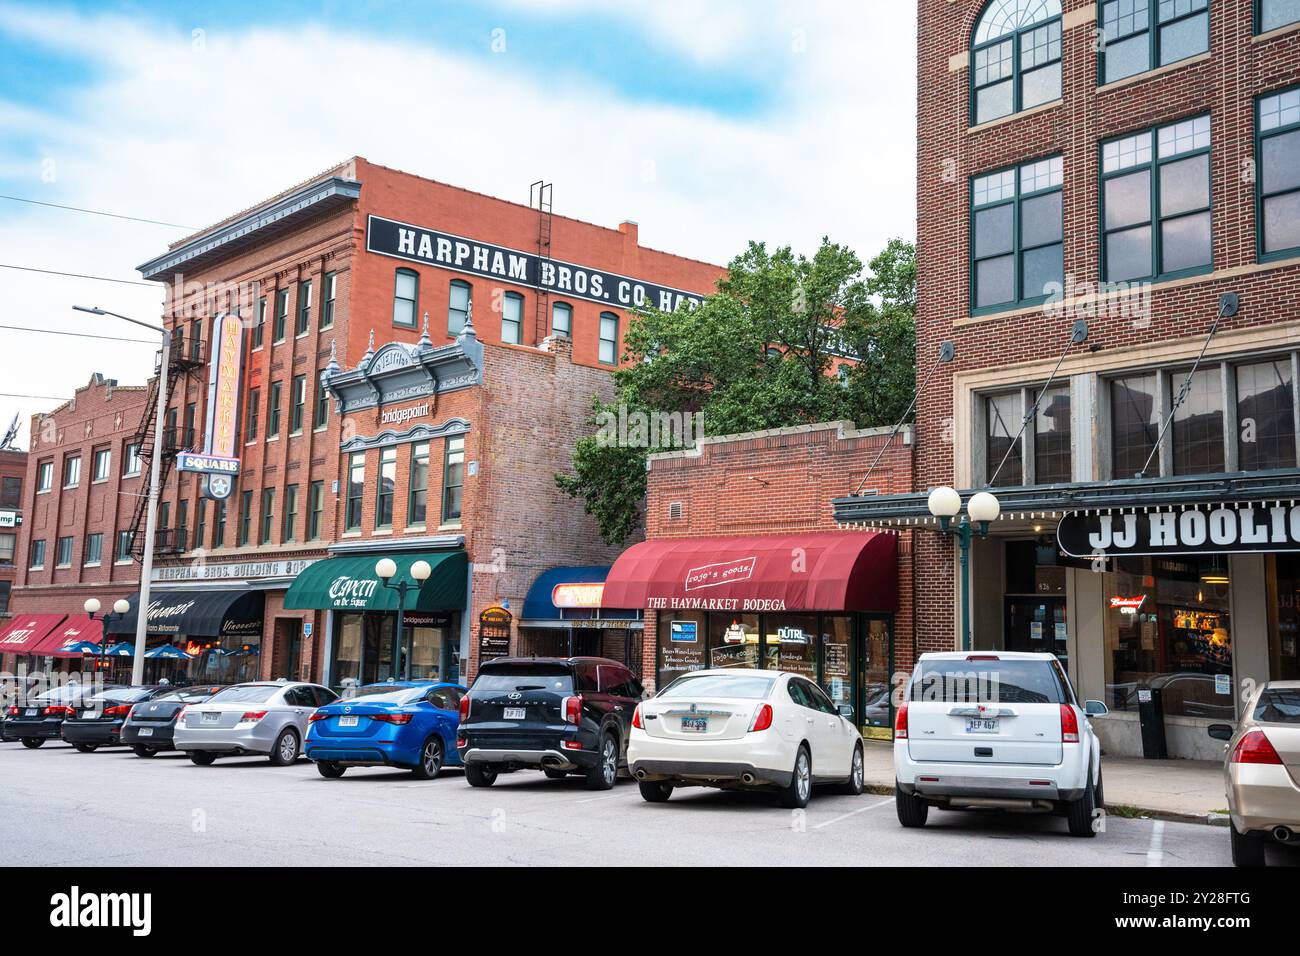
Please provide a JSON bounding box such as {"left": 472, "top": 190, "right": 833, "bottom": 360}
{"left": 0, "top": 392, "right": 69, "bottom": 401}
{"left": 0, "top": 324, "right": 157, "bottom": 345}
{"left": 0, "top": 262, "right": 156, "bottom": 287}
{"left": 0, "top": 193, "right": 194, "bottom": 230}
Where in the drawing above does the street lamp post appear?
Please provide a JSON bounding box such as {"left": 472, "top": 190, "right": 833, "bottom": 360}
{"left": 84, "top": 597, "right": 132, "bottom": 680}
{"left": 73, "top": 306, "right": 170, "bottom": 687}
{"left": 927, "top": 487, "right": 1001, "bottom": 652}
{"left": 375, "top": 558, "right": 432, "bottom": 681}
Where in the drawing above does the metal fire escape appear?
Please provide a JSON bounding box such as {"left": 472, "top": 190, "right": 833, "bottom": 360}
{"left": 530, "top": 180, "right": 553, "bottom": 339}
{"left": 126, "top": 331, "right": 206, "bottom": 561}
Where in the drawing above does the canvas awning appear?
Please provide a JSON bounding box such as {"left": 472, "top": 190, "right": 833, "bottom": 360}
{"left": 38, "top": 615, "right": 105, "bottom": 657}
{"left": 106, "top": 589, "right": 265, "bottom": 639}
{"left": 0, "top": 614, "right": 68, "bottom": 654}
{"left": 283, "top": 550, "right": 467, "bottom": 612}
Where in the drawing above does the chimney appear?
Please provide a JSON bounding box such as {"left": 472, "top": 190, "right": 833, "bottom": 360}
{"left": 619, "top": 220, "right": 639, "bottom": 247}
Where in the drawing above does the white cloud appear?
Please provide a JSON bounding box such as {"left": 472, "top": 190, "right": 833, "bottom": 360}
{"left": 0, "top": 1, "right": 915, "bottom": 446}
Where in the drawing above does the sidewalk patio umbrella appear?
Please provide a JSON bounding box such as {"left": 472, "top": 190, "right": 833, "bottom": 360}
{"left": 63, "top": 640, "right": 103, "bottom": 655}
{"left": 99, "top": 644, "right": 135, "bottom": 657}
{"left": 144, "top": 644, "right": 193, "bottom": 659}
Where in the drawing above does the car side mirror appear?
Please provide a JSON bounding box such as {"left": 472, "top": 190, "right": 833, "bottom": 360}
{"left": 1083, "top": 700, "right": 1108, "bottom": 717}
{"left": 837, "top": 704, "right": 854, "bottom": 718}
{"left": 1207, "top": 723, "right": 1234, "bottom": 741}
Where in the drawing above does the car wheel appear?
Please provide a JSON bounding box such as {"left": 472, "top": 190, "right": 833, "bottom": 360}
{"left": 585, "top": 733, "right": 618, "bottom": 791}
{"left": 131, "top": 745, "right": 157, "bottom": 758}
{"left": 835, "top": 744, "right": 865, "bottom": 796}
{"left": 316, "top": 761, "right": 346, "bottom": 779}
{"left": 72, "top": 743, "right": 98, "bottom": 754}
{"left": 1066, "top": 774, "right": 1098, "bottom": 838}
{"left": 20, "top": 738, "right": 44, "bottom": 749}
{"left": 543, "top": 767, "right": 569, "bottom": 779}
{"left": 1230, "top": 825, "right": 1267, "bottom": 868}
{"left": 269, "top": 728, "right": 300, "bottom": 766}
{"left": 895, "top": 783, "right": 929, "bottom": 828}
{"left": 638, "top": 780, "right": 674, "bottom": 803}
{"left": 188, "top": 751, "right": 217, "bottom": 766}
{"left": 779, "top": 745, "right": 812, "bottom": 809}
{"left": 465, "top": 762, "right": 498, "bottom": 788}
{"left": 410, "top": 736, "right": 444, "bottom": 780}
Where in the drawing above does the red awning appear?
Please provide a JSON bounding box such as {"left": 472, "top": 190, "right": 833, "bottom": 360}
{"left": 0, "top": 614, "right": 69, "bottom": 654}
{"left": 38, "top": 615, "right": 105, "bottom": 657}
{"left": 601, "top": 532, "right": 897, "bottom": 613}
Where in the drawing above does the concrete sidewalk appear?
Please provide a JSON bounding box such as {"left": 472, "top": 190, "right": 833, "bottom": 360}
{"left": 861, "top": 740, "right": 1228, "bottom": 824}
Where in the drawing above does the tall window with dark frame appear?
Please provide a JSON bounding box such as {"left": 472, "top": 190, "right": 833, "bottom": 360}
{"left": 1170, "top": 367, "right": 1224, "bottom": 475}
{"left": 972, "top": 156, "right": 1063, "bottom": 311}
{"left": 237, "top": 490, "right": 253, "bottom": 546}
{"left": 346, "top": 453, "right": 365, "bottom": 531}
{"left": 501, "top": 291, "right": 523, "bottom": 345}
{"left": 442, "top": 436, "right": 464, "bottom": 523}
{"left": 253, "top": 295, "right": 266, "bottom": 348}
{"left": 273, "top": 288, "right": 289, "bottom": 342}
{"left": 260, "top": 489, "right": 276, "bottom": 545}
{"left": 313, "top": 372, "right": 329, "bottom": 429}
{"left": 1102, "top": 115, "right": 1212, "bottom": 282}
{"left": 290, "top": 374, "right": 306, "bottom": 433}
{"left": 268, "top": 381, "right": 282, "bottom": 437}
{"left": 598, "top": 312, "right": 619, "bottom": 365}
{"left": 307, "top": 480, "right": 324, "bottom": 541}
{"left": 1035, "top": 385, "right": 1072, "bottom": 483}
{"left": 1100, "top": 0, "right": 1209, "bottom": 85}
{"left": 1259, "top": 0, "right": 1300, "bottom": 33}
{"left": 0, "top": 475, "right": 20, "bottom": 508}
{"left": 408, "top": 442, "right": 429, "bottom": 526}
{"left": 970, "top": 0, "right": 1062, "bottom": 127}
{"left": 1111, "top": 372, "right": 1160, "bottom": 478}
{"left": 245, "top": 388, "right": 260, "bottom": 442}
{"left": 448, "top": 279, "right": 471, "bottom": 335}
{"left": 195, "top": 498, "right": 207, "bottom": 550}
{"left": 283, "top": 484, "right": 299, "bottom": 543}
{"left": 296, "top": 279, "right": 312, "bottom": 336}
{"left": 116, "top": 531, "right": 132, "bottom": 563}
{"left": 376, "top": 447, "right": 396, "bottom": 528}
{"left": 985, "top": 391, "right": 1024, "bottom": 486}
{"left": 321, "top": 271, "right": 337, "bottom": 329}
{"left": 1259, "top": 88, "right": 1300, "bottom": 260}
{"left": 1236, "top": 359, "right": 1296, "bottom": 471}
{"left": 213, "top": 499, "right": 227, "bottom": 549}
{"left": 393, "top": 269, "right": 418, "bottom": 328}
{"left": 551, "top": 301, "right": 572, "bottom": 336}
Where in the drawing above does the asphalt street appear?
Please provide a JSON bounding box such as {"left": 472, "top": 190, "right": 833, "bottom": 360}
{"left": 0, "top": 740, "right": 1284, "bottom": 867}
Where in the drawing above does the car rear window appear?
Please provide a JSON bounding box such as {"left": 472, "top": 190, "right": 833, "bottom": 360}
{"left": 208, "top": 685, "right": 279, "bottom": 704}
{"left": 1254, "top": 688, "right": 1300, "bottom": 724}
{"left": 351, "top": 685, "right": 427, "bottom": 705}
{"left": 473, "top": 665, "right": 573, "bottom": 694}
{"left": 90, "top": 688, "right": 152, "bottom": 704}
{"left": 912, "top": 659, "right": 1063, "bottom": 705}
{"left": 156, "top": 686, "right": 224, "bottom": 702}
{"left": 658, "top": 674, "right": 775, "bottom": 700}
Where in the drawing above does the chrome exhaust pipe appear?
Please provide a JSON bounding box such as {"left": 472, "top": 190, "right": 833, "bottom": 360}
{"left": 1274, "top": 826, "right": 1294, "bottom": 843}
{"left": 634, "top": 769, "right": 647, "bottom": 780}
{"left": 741, "top": 773, "right": 756, "bottom": 785}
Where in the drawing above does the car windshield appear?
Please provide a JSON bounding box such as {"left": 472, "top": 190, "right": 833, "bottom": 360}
{"left": 350, "top": 685, "right": 428, "bottom": 705}
{"left": 474, "top": 665, "right": 573, "bottom": 694}
{"left": 33, "top": 685, "right": 95, "bottom": 704}
{"left": 208, "top": 685, "right": 279, "bottom": 704}
{"left": 89, "top": 688, "right": 152, "bottom": 704}
{"left": 156, "top": 686, "right": 224, "bottom": 702}
{"left": 912, "top": 659, "right": 1063, "bottom": 704}
{"left": 658, "top": 674, "right": 775, "bottom": 700}
{"left": 1255, "top": 688, "right": 1300, "bottom": 724}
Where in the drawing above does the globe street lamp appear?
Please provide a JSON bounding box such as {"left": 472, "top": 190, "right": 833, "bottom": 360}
{"left": 927, "top": 487, "right": 1001, "bottom": 652}
{"left": 84, "top": 597, "right": 132, "bottom": 679}
{"left": 375, "top": 559, "right": 433, "bottom": 680}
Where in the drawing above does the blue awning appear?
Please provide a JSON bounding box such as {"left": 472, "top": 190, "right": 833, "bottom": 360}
{"left": 521, "top": 566, "right": 639, "bottom": 625}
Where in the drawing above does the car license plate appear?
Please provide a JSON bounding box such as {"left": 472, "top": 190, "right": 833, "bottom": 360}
{"left": 503, "top": 707, "right": 526, "bottom": 720}
{"left": 681, "top": 716, "right": 708, "bottom": 733}
{"left": 203, "top": 711, "right": 220, "bottom": 723}
{"left": 965, "top": 718, "right": 999, "bottom": 734}
{"left": 137, "top": 728, "right": 153, "bottom": 737}
{"left": 25, "top": 708, "right": 37, "bottom": 717}
{"left": 338, "top": 716, "right": 359, "bottom": 727}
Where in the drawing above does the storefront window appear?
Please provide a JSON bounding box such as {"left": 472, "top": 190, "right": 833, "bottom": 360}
{"left": 1267, "top": 553, "right": 1300, "bottom": 681}
{"left": 333, "top": 614, "right": 363, "bottom": 690}
{"left": 657, "top": 611, "right": 707, "bottom": 687}
{"left": 861, "top": 619, "right": 892, "bottom": 730}
{"left": 1104, "top": 555, "right": 1234, "bottom": 719}
{"left": 406, "top": 615, "right": 453, "bottom": 681}
{"left": 819, "top": 615, "right": 853, "bottom": 713}
{"left": 762, "top": 613, "right": 817, "bottom": 678}
{"left": 1111, "top": 372, "right": 1159, "bottom": 479}
{"left": 708, "top": 614, "right": 760, "bottom": 669}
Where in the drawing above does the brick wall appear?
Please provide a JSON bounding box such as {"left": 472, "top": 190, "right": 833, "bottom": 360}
{"left": 0, "top": 448, "right": 26, "bottom": 622}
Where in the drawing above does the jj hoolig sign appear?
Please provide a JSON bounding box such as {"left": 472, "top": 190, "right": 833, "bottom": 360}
{"left": 367, "top": 215, "right": 705, "bottom": 312}
{"left": 1057, "top": 503, "right": 1300, "bottom": 558}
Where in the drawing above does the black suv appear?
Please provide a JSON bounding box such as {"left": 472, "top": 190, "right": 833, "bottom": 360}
{"left": 457, "top": 657, "right": 643, "bottom": 790}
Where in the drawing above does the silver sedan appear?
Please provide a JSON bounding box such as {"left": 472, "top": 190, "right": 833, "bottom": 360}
{"left": 173, "top": 681, "right": 338, "bottom": 766}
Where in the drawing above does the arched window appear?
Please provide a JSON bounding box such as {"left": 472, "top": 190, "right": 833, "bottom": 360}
{"left": 971, "top": 0, "right": 1061, "bottom": 126}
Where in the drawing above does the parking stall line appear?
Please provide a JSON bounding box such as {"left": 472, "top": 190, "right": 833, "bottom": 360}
{"left": 1145, "top": 819, "right": 1166, "bottom": 867}
{"left": 811, "top": 796, "right": 894, "bottom": 830}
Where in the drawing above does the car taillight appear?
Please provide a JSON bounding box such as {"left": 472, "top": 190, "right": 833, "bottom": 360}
{"left": 966, "top": 654, "right": 1000, "bottom": 661}
{"left": 177, "top": 705, "right": 189, "bottom": 720}
{"left": 239, "top": 711, "right": 267, "bottom": 722}
{"left": 895, "top": 703, "right": 909, "bottom": 739}
{"left": 632, "top": 704, "right": 643, "bottom": 730}
{"left": 562, "top": 695, "right": 582, "bottom": 725}
{"left": 103, "top": 705, "right": 131, "bottom": 718}
{"left": 372, "top": 713, "right": 413, "bottom": 724}
{"left": 1060, "top": 704, "right": 1079, "bottom": 743}
{"left": 308, "top": 712, "right": 328, "bottom": 722}
{"left": 5, "top": 706, "right": 17, "bottom": 716}
{"left": 1231, "top": 729, "right": 1283, "bottom": 765}
{"left": 458, "top": 695, "right": 470, "bottom": 722}
{"left": 749, "top": 703, "right": 773, "bottom": 732}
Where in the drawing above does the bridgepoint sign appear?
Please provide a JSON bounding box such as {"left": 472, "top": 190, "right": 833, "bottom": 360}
{"left": 379, "top": 402, "right": 431, "bottom": 427}
{"left": 1057, "top": 503, "right": 1300, "bottom": 558}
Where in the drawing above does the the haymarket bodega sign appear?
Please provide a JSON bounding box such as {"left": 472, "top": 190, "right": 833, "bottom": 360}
{"left": 1057, "top": 502, "right": 1300, "bottom": 558}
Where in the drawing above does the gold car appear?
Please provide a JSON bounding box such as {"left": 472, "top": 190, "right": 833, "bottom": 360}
{"left": 1208, "top": 681, "right": 1300, "bottom": 867}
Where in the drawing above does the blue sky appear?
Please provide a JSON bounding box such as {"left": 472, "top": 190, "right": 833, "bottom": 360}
{"left": 0, "top": 0, "right": 916, "bottom": 444}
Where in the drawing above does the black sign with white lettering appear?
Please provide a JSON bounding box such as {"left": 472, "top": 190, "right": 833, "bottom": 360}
{"left": 366, "top": 215, "right": 706, "bottom": 312}
{"left": 1057, "top": 503, "right": 1300, "bottom": 558}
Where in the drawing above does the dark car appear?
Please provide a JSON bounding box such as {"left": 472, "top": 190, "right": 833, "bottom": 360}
{"left": 61, "top": 686, "right": 182, "bottom": 753}
{"left": 120, "top": 685, "right": 226, "bottom": 757}
{"left": 456, "top": 657, "right": 644, "bottom": 791}
{"left": 3, "top": 684, "right": 119, "bottom": 748}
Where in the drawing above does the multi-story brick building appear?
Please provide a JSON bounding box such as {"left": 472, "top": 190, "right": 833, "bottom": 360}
{"left": 0, "top": 374, "right": 149, "bottom": 672}
{"left": 0, "top": 446, "right": 27, "bottom": 622}
{"left": 114, "top": 157, "right": 722, "bottom": 690}
{"left": 835, "top": 0, "right": 1300, "bottom": 759}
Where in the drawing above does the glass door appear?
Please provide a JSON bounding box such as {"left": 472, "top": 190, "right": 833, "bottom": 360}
{"left": 1004, "top": 596, "right": 1068, "bottom": 666}
{"left": 858, "top": 616, "right": 893, "bottom": 738}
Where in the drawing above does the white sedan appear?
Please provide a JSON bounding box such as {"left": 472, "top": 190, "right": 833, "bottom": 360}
{"left": 628, "top": 668, "right": 865, "bottom": 807}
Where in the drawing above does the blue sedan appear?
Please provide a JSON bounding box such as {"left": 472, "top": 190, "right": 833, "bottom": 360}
{"left": 305, "top": 681, "right": 466, "bottom": 780}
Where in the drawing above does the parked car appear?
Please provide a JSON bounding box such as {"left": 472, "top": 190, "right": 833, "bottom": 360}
{"left": 1207, "top": 680, "right": 1300, "bottom": 867}
{"left": 61, "top": 686, "right": 177, "bottom": 752}
{"left": 628, "top": 668, "right": 864, "bottom": 808}
{"left": 120, "top": 685, "right": 226, "bottom": 757}
{"left": 306, "top": 680, "right": 466, "bottom": 779}
{"left": 3, "top": 684, "right": 121, "bottom": 748}
{"left": 893, "top": 651, "right": 1108, "bottom": 838}
{"left": 173, "top": 680, "right": 338, "bottom": 766}
{"left": 456, "top": 657, "right": 642, "bottom": 790}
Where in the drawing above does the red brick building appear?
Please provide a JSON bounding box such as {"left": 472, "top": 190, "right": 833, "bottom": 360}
{"left": 0, "top": 447, "right": 27, "bottom": 622}
{"left": 114, "top": 157, "right": 723, "bottom": 690}
{"left": 1, "top": 375, "right": 149, "bottom": 671}
{"left": 835, "top": 0, "right": 1300, "bottom": 758}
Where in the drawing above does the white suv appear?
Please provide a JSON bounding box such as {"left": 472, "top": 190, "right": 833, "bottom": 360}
{"left": 893, "top": 651, "right": 1108, "bottom": 837}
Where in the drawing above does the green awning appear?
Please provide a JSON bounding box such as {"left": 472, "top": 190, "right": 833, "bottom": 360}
{"left": 284, "top": 551, "right": 467, "bottom": 612}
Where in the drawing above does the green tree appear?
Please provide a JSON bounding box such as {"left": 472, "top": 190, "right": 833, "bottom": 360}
{"left": 556, "top": 237, "right": 916, "bottom": 545}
